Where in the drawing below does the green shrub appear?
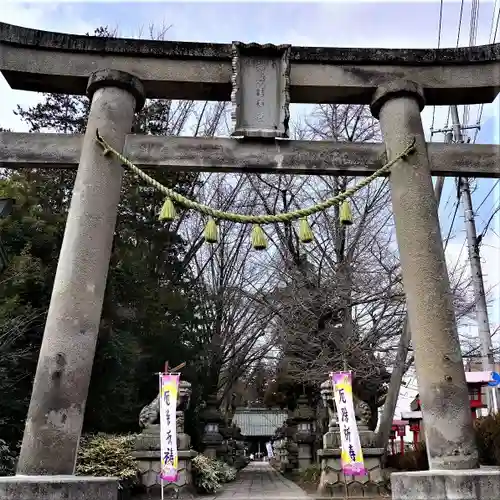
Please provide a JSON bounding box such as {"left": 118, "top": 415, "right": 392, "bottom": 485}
{"left": 76, "top": 434, "right": 139, "bottom": 489}
{"left": 192, "top": 455, "right": 222, "bottom": 493}
{"left": 220, "top": 461, "right": 237, "bottom": 482}
{"left": 191, "top": 455, "right": 237, "bottom": 493}
{"left": 474, "top": 413, "right": 500, "bottom": 466}
{"left": 299, "top": 464, "right": 321, "bottom": 484}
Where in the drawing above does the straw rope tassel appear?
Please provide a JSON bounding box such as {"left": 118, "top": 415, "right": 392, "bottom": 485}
{"left": 298, "top": 218, "right": 314, "bottom": 243}
{"left": 159, "top": 197, "right": 176, "bottom": 222}
{"left": 93, "top": 130, "right": 417, "bottom": 249}
{"left": 251, "top": 225, "right": 267, "bottom": 250}
{"left": 204, "top": 217, "right": 219, "bottom": 243}
{"left": 340, "top": 200, "right": 353, "bottom": 226}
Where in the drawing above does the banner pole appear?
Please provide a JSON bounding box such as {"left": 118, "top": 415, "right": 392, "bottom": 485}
{"left": 159, "top": 371, "right": 164, "bottom": 500}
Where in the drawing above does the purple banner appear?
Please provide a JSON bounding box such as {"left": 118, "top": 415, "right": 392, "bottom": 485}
{"left": 331, "top": 371, "right": 367, "bottom": 477}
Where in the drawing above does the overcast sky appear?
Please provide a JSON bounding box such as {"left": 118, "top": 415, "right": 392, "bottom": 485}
{"left": 1, "top": 1, "right": 499, "bottom": 417}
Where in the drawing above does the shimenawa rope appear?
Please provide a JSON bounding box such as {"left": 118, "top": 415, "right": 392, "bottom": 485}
{"left": 95, "top": 130, "right": 416, "bottom": 248}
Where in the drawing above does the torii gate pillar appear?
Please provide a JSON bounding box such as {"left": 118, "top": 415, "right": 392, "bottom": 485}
{"left": 371, "top": 81, "right": 490, "bottom": 496}
{"left": 16, "top": 69, "right": 145, "bottom": 477}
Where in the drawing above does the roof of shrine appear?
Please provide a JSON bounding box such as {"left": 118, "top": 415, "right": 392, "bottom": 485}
{"left": 232, "top": 408, "right": 288, "bottom": 437}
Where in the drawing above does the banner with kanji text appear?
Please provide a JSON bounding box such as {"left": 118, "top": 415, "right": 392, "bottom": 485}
{"left": 331, "top": 371, "right": 367, "bottom": 476}
{"left": 159, "top": 373, "right": 180, "bottom": 482}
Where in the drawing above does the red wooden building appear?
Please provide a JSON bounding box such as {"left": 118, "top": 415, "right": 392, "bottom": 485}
{"left": 389, "top": 420, "right": 409, "bottom": 454}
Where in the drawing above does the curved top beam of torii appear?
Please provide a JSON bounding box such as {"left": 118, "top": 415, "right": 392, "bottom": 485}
{"left": 1, "top": 22, "right": 499, "bottom": 105}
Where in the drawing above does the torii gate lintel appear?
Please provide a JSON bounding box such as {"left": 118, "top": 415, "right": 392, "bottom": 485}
{"left": 1, "top": 131, "right": 499, "bottom": 178}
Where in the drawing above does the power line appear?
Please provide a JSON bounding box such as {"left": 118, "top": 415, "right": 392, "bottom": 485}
{"left": 453, "top": 0, "right": 465, "bottom": 137}
{"left": 465, "top": 1, "right": 500, "bottom": 301}
{"left": 439, "top": 0, "right": 493, "bottom": 255}
{"left": 444, "top": 198, "right": 461, "bottom": 251}
{"left": 448, "top": 99, "right": 498, "bottom": 414}
{"left": 475, "top": 179, "right": 500, "bottom": 242}
{"left": 437, "top": 0, "right": 444, "bottom": 48}
{"left": 495, "top": 1, "right": 500, "bottom": 42}
{"left": 469, "top": 0, "right": 480, "bottom": 46}
{"left": 480, "top": 206, "right": 500, "bottom": 241}
{"left": 430, "top": 0, "right": 445, "bottom": 132}
{"left": 435, "top": 0, "right": 461, "bottom": 253}
{"left": 428, "top": 1, "right": 499, "bottom": 416}
{"left": 456, "top": 0, "right": 466, "bottom": 47}
{"left": 450, "top": 238, "right": 468, "bottom": 278}
{"left": 476, "top": 180, "right": 500, "bottom": 212}
{"left": 463, "top": 0, "right": 480, "bottom": 130}
{"left": 454, "top": 242, "right": 470, "bottom": 288}
{"left": 474, "top": 0, "right": 500, "bottom": 142}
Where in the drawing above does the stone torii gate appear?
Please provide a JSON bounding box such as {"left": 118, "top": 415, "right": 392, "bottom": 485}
{"left": 1, "top": 22, "right": 500, "bottom": 500}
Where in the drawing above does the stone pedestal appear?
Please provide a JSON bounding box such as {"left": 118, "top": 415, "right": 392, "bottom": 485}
{"left": 0, "top": 475, "right": 118, "bottom": 500}
{"left": 230, "top": 426, "right": 248, "bottom": 470}
{"left": 218, "top": 422, "right": 230, "bottom": 462}
{"left": 133, "top": 425, "right": 161, "bottom": 452}
{"left": 287, "top": 440, "right": 299, "bottom": 472}
{"left": 391, "top": 469, "right": 500, "bottom": 500}
{"left": 298, "top": 442, "right": 313, "bottom": 470}
{"left": 131, "top": 450, "right": 197, "bottom": 498}
{"left": 317, "top": 447, "right": 385, "bottom": 498}
{"left": 132, "top": 417, "right": 197, "bottom": 497}
{"left": 134, "top": 419, "right": 190, "bottom": 451}
{"left": 322, "top": 425, "right": 376, "bottom": 450}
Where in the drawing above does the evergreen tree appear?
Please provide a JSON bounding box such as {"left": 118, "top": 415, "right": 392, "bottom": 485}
{"left": 0, "top": 29, "right": 209, "bottom": 444}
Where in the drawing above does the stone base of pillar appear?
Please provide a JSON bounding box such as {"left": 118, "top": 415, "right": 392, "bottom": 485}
{"left": 391, "top": 469, "right": 500, "bottom": 500}
{"left": 132, "top": 449, "right": 197, "bottom": 498}
{"left": 0, "top": 475, "right": 118, "bottom": 500}
{"left": 317, "top": 447, "right": 386, "bottom": 498}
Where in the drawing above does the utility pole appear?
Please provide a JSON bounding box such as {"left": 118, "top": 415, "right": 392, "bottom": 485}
{"left": 448, "top": 105, "right": 498, "bottom": 414}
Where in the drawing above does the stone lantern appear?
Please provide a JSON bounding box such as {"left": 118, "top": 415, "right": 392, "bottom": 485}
{"left": 273, "top": 423, "right": 288, "bottom": 471}
{"left": 293, "top": 394, "right": 316, "bottom": 469}
{"left": 283, "top": 414, "right": 299, "bottom": 472}
{"left": 200, "top": 394, "right": 224, "bottom": 459}
{"left": 218, "top": 417, "right": 235, "bottom": 463}
{"left": 230, "top": 423, "right": 248, "bottom": 470}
